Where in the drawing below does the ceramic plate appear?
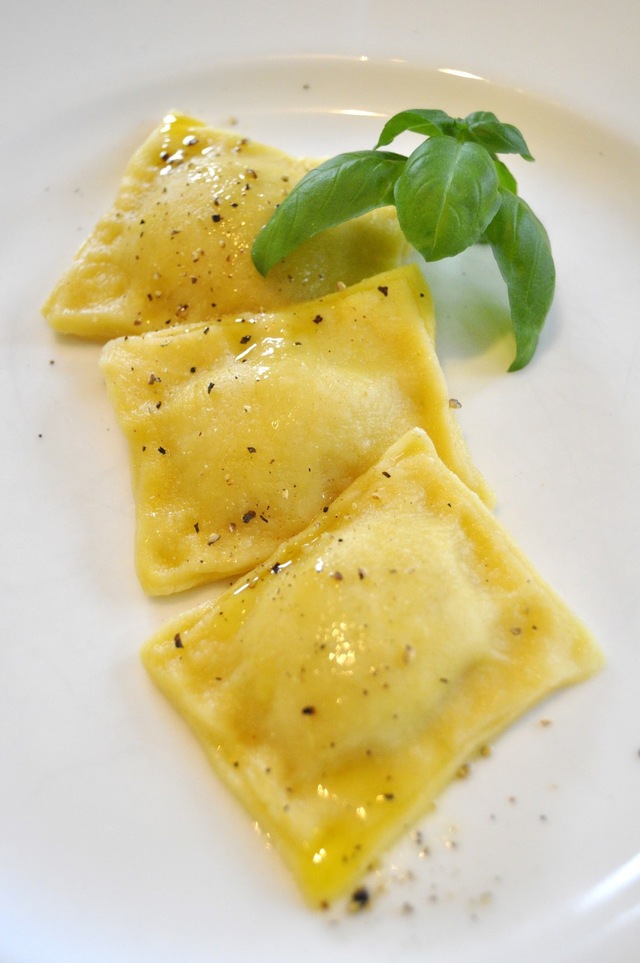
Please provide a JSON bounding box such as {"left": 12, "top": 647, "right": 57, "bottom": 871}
{"left": 2, "top": 4, "right": 639, "bottom": 961}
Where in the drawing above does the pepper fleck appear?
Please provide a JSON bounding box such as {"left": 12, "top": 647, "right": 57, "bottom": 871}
{"left": 174, "top": 633, "right": 183, "bottom": 649}
{"left": 301, "top": 705, "right": 316, "bottom": 715}
{"left": 242, "top": 510, "right": 256, "bottom": 523}
{"left": 377, "top": 285, "right": 389, "bottom": 296}
{"left": 349, "top": 887, "right": 370, "bottom": 912}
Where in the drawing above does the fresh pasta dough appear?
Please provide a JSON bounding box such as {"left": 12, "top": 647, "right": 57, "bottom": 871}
{"left": 141, "top": 427, "right": 603, "bottom": 906}
{"left": 42, "top": 112, "right": 407, "bottom": 339}
{"left": 100, "top": 265, "right": 493, "bottom": 595}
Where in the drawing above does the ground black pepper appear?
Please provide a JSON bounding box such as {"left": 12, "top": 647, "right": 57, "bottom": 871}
{"left": 349, "top": 886, "right": 370, "bottom": 911}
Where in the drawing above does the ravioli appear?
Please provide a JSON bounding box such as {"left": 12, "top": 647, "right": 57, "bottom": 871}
{"left": 42, "top": 112, "right": 407, "bottom": 339}
{"left": 141, "top": 427, "right": 602, "bottom": 906}
{"left": 100, "top": 265, "right": 493, "bottom": 594}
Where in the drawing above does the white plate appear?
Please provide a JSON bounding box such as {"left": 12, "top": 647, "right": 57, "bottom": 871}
{"left": 2, "top": 4, "right": 640, "bottom": 962}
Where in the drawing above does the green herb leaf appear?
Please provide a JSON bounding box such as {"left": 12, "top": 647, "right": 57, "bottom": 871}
{"left": 250, "top": 107, "right": 556, "bottom": 369}
{"left": 394, "top": 137, "right": 501, "bottom": 261}
{"left": 484, "top": 189, "right": 555, "bottom": 370}
{"left": 493, "top": 157, "right": 518, "bottom": 194}
{"left": 461, "top": 111, "right": 534, "bottom": 160}
{"left": 374, "top": 108, "right": 458, "bottom": 148}
{"left": 251, "top": 149, "right": 406, "bottom": 276}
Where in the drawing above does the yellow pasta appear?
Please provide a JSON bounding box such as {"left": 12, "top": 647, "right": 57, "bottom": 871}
{"left": 142, "top": 427, "right": 602, "bottom": 906}
{"left": 43, "top": 112, "right": 407, "bottom": 339}
{"left": 100, "top": 265, "right": 493, "bottom": 594}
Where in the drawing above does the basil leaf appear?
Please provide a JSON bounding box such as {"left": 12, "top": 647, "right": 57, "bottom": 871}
{"left": 484, "top": 189, "right": 555, "bottom": 370}
{"left": 477, "top": 160, "right": 518, "bottom": 245}
{"left": 493, "top": 157, "right": 518, "bottom": 194}
{"left": 250, "top": 106, "right": 554, "bottom": 369}
{"left": 251, "top": 150, "right": 405, "bottom": 276}
{"left": 394, "top": 137, "right": 500, "bottom": 261}
{"left": 374, "top": 108, "right": 457, "bottom": 148}
{"left": 462, "top": 111, "right": 534, "bottom": 161}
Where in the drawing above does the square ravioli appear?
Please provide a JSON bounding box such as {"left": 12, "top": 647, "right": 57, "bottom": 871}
{"left": 141, "top": 427, "right": 603, "bottom": 907}
{"left": 100, "top": 264, "right": 494, "bottom": 594}
{"left": 42, "top": 112, "right": 407, "bottom": 339}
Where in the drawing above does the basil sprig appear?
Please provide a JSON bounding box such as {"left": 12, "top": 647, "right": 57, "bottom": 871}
{"left": 251, "top": 108, "right": 555, "bottom": 370}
